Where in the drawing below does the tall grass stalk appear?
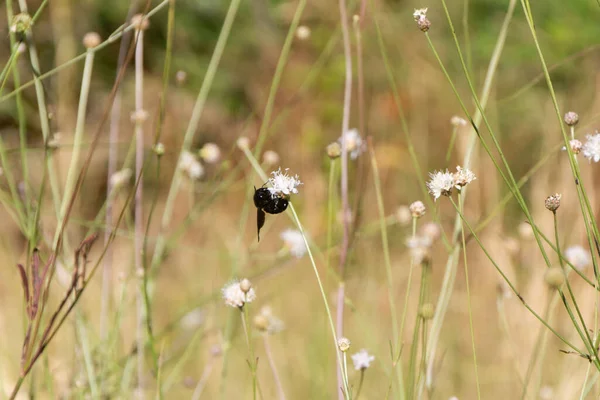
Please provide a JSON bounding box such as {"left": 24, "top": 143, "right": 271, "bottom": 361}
{"left": 263, "top": 334, "right": 287, "bottom": 400}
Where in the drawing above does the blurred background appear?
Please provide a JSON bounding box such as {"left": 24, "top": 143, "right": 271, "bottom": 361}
{"left": 1, "top": 0, "right": 600, "bottom": 398}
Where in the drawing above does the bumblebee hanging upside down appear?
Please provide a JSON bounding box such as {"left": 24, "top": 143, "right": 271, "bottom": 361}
{"left": 253, "top": 186, "right": 289, "bottom": 241}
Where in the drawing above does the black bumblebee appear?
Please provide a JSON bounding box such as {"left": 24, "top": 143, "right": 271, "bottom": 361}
{"left": 254, "top": 186, "right": 288, "bottom": 241}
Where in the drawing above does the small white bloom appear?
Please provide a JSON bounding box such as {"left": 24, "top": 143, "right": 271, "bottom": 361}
{"left": 406, "top": 234, "right": 432, "bottom": 264}
{"left": 236, "top": 136, "right": 250, "bottom": 150}
{"left": 351, "top": 349, "right": 375, "bottom": 370}
{"left": 420, "top": 222, "right": 441, "bottom": 242}
{"left": 409, "top": 201, "right": 426, "bottom": 218}
{"left": 337, "top": 337, "right": 351, "bottom": 352}
{"left": 262, "top": 150, "right": 280, "bottom": 166}
{"left": 338, "top": 128, "right": 365, "bottom": 160}
{"left": 179, "top": 151, "right": 204, "bottom": 180}
{"left": 280, "top": 229, "right": 307, "bottom": 258}
{"left": 110, "top": 168, "right": 133, "bottom": 189}
{"left": 199, "top": 142, "right": 221, "bottom": 164}
{"left": 583, "top": 133, "right": 600, "bottom": 162}
{"left": 450, "top": 116, "right": 467, "bottom": 127}
{"left": 453, "top": 166, "right": 476, "bottom": 189}
{"left": 255, "top": 306, "right": 285, "bottom": 334}
{"left": 395, "top": 205, "right": 412, "bottom": 226}
{"left": 222, "top": 279, "right": 256, "bottom": 308}
{"left": 517, "top": 222, "right": 534, "bottom": 240}
{"left": 413, "top": 8, "right": 428, "bottom": 21}
{"left": 268, "top": 168, "right": 302, "bottom": 197}
{"left": 565, "top": 245, "right": 591, "bottom": 271}
{"left": 426, "top": 169, "right": 454, "bottom": 200}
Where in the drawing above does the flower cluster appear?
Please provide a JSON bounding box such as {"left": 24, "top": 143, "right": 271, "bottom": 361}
{"left": 426, "top": 166, "right": 476, "bottom": 201}
{"left": 268, "top": 168, "right": 303, "bottom": 197}
{"left": 222, "top": 279, "right": 256, "bottom": 309}
{"left": 179, "top": 151, "right": 204, "bottom": 180}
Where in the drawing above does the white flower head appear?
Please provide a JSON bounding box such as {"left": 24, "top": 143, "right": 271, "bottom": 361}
{"left": 450, "top": 116, "right": 468, "bottom": 127}
{"left": 110, "top": 168, "right": 133, "bottom": 189}
{"left": 406, "top": 234, "right": 432, "bottom": 264}
{"left": 280, "top": 229, "right": 307, "bottom": 258}
{"left": 453, "top": 166, "right": 476, "bottom": 189}
{"left": 199, "top": 142, "right": 221, "bottom": 164}
{"left": 426, "top": 169, "right": 454, "bottom": 200}
{"left": 254, "top": 306, "right": 285, "bottom": 335}
{"left": 268, "top": 168, "right": 302, "bottom": 197}
{"left": 413, "top": 8, "right": 428, "bottom": 21}
{"left": 583, "top": 133, "right": 600, "bottom": 163}
{"left": 296, "top": 25, "right": 311, "bottom": 40}
{"left": 351, "top": 349, "right": 375, "bottom": 370}
{"left": 179, "top": 151, "right": 204, "bottom": 180}
{"left": 222, "top": 279, "right": 256, "bottom": 309}
{"left": 338, "top": 128, "right": 365, "bottom": 160}
{"left": 565, "top": 245, "right": 591, "bottom": 271}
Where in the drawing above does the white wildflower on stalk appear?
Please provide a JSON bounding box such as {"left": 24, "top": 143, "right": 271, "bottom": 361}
{"left": 413, "top": 8, "right": 428, "bottom": 20}
{"left": 179, "top": 151, "right": 204, "bottom": 180}
{"left": 351, "top": 349, "right": 375, "bottom": 370}
{"left": 110, "top": 168, "right": 132, "bottom": 190}
{"left": 565, "top": 245, "right": 591, "bottom": 271}
{"left": 222, "top": 279, "right": 256, "bottom": 309}
{"left": 583, "top": 133, "right": 600, "bottom": 162}
{"left": 426, "top": 169, "right": 454, "bottom": 200}
{"left": 338, "top": 128, "right": 365, "bottom": 160}
{"left": 280, "top": 229, "right": 307, "bottom": 258}
{"left": 453, "top": 166, "right": 476, "bottom": 189}
{"left": 268, "top": 168, "right": 302, "bottom": 197}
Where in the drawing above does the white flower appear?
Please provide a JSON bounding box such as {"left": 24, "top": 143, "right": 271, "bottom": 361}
{"left": 338, "top": 128, "right": 365, "bottom": 160}
{"left": 420, "top": 222, "right": 441, "bottom": 242}
{"left": 426, "top": 169, "right": 454, "bottom": 200}
{"left": 351, "top": 349, "right": 375, "bottom": 370}
{"left": 337, "top": 337, "right": 351, "bottom": 352}
{"left": 262, "top": 150, "right": 280, "bottom": 166}
{"left": 565, "top": 245, "right": 591, "bottom": 271}
{"left": 395, "top": 205, "right": 412, "bottom": 226}
{"left": 450, "top": 116, "right": 467, "bottom": 127}
{"left": 268, "top": 168, "right": 302, "bottom": 197}
{"left": 254, "top": 306, "right": 285, "bottom": 334}
{"left": 179, "top": 151, "right": 204, "bottom": 180}
{"left": 453, "top": 166, "right": 476, "bottom": 188}
{"left": 110, "top": 168, "right": 132, "bottom": 189}
{"left": 296, "top": 25, "right": 311, "bottom": 40}
{"left": 413, "top": 8, "right": 428, "bottom": 21}
{"left": 583, "top": 133, "right": 600, "bottom": 162}
{"left": 199, "top": 143, "right": 221, "bottom": 164}
{"left": 406, "top": 234, "right": 432, "bottom": 264}
{"left": 222, "top": 280, "right": 256, "bottom": 308}
{"left": 280, "top": 229, "right": 307, "bottom": 258}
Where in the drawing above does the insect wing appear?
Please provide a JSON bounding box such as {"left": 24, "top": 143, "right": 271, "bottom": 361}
{"left": 256, "top": 208, "right": 266, "bottom": 241}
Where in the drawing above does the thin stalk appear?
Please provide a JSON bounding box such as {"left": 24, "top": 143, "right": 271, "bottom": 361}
{"left": 407, "top": 263, "right": 427, "bottom": 399}
{"left": 336, "top": 0, "right": 353, "bottom": 396}
{"left": 354, "top": 370, "right": 365, "bottom": 400}
{"left": 263, "top": 335, "right": 286, "bottom": 400}
{"left": 133, "top": 23, "right": 147, "bottom": 397}
{"left": 458, "top": 194, "right": 481, "bottom": 399}
{"left": 191, "top": 358, "right": 215, "bottom": 400}
{"left": 241, "top": 308, "right": 257, "bottom": 400}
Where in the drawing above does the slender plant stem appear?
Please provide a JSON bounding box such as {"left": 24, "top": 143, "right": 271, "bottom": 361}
{"left": 263, "top": 335, "right": 287, "bottom": 400}
{"left": 241, "top": 308, "right": 257, "bottom": 400}
{"left": 191, "top": 358, "right": 215, "bottom": 400}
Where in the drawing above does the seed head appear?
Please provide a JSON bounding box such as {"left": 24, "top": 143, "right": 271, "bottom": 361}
{"left": 338, "top": 337, "right": 351, "bottom": 352}
{"left": 83, "top": 32, "right": 101, "bottom": 49}
{"left": 564, "top": 111, "right": 579, "bottom": 126}
{"left": 544, "top": 193, "right": 561, "bottom": 212}
{"left": 544, "top": 266, "right": 565, "bottom": 289}
{"left": 327, "top": 142, "right": 342, "bottom": 159}
{"left": 413, "top": 8, "right": 431, "bottom": 32}
{"left": 409, "top": 201, "right": 426, "bottom": 218}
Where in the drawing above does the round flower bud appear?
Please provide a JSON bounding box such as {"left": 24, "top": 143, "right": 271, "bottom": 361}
{"left": 544, "top": 266, "right": 565, "bottom": 289}
{"left": 262, "top": 150, "right": 280, "bottom": 166}
{"left": 419, "top": 303, "right": 435, "bottom": 320}
{"left": 82, "top": 32, "right": 101, "bottom": 49}
{"left": 337, "top": 337, "right": 351, "bottom": 352}
{"left": 199, "top": 143, "right": 221, "bottom": 164}
{"left": 153, "top": 142, "right": 165, "bottom": 156}
{"left": 175, "top": 70, "right": 187, "bottom": 85}
{"left": 236, "top": 136, "right": 250, "bottom": 150}
{"left": 240, "top": 278, "right": 252, "bottom": 293}
{"left": 295, "top": 25, "right": 311, "bottom": 40}
{"left": 253, "top": 314, "right": 270, "bottom": 332}
{"left": 10, "top": 13, "right": 32, "bottom": 37}
{"left": 327, "top": 142, "right": 341, "bottom": 159}
{"left": 563, "top": 111, "right": 579, "bottom": 127}
{"left": 413, "top": 9, "right": 431, "bottom": 32}
{"left": 131, "top": 14, "right": 150, "bottom": 31}
{"left": 544, "top": 193, "right": 561, "bottom": 212}
{"left": 569, "top": 139, "right": 583, "bottom": 154}
{"left": 409, "top": 201, "right": 426, "bottom": 218}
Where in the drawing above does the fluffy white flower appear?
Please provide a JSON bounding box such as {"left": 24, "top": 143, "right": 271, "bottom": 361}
{"left": 413, "top": 8, "right": 428, "bottom": 21}
{"left": 199, "top": 143, "right": 221, "bottom": 164}
{"left": 565, "top": 245, "right": 591, "bottom": 271}
{"left": 110, "top": 168, "right": 132, "bottom": 189}
{"left": 338, "top": 128, "right": 365, "bottom": 160}
{"left": 222, "top": 280, "right": 256, "bottom": 308}
{"left": 351, "top": 349, "right": 375, "bottom": 370}
{"left": 453, "top": 166, "right": 476, "bottom": 188}
{"left": 280, "top": 229, "right": 307, "bottom": 258}
{"left": 583, "top": 133, "right": 600, "bottom": 162}
{"left": 426, "top": 170, "right": 454, "bottom": 200}
{"left": 268, "top": 168, "right": 302, "bottom": 197}
{"left": 179, "top": 151, "right": 204, "bottom": 180}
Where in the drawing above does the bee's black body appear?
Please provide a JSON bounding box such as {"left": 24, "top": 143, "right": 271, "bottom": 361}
{"left": 253, "top": 186, "right": 289, "bottom": 241}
